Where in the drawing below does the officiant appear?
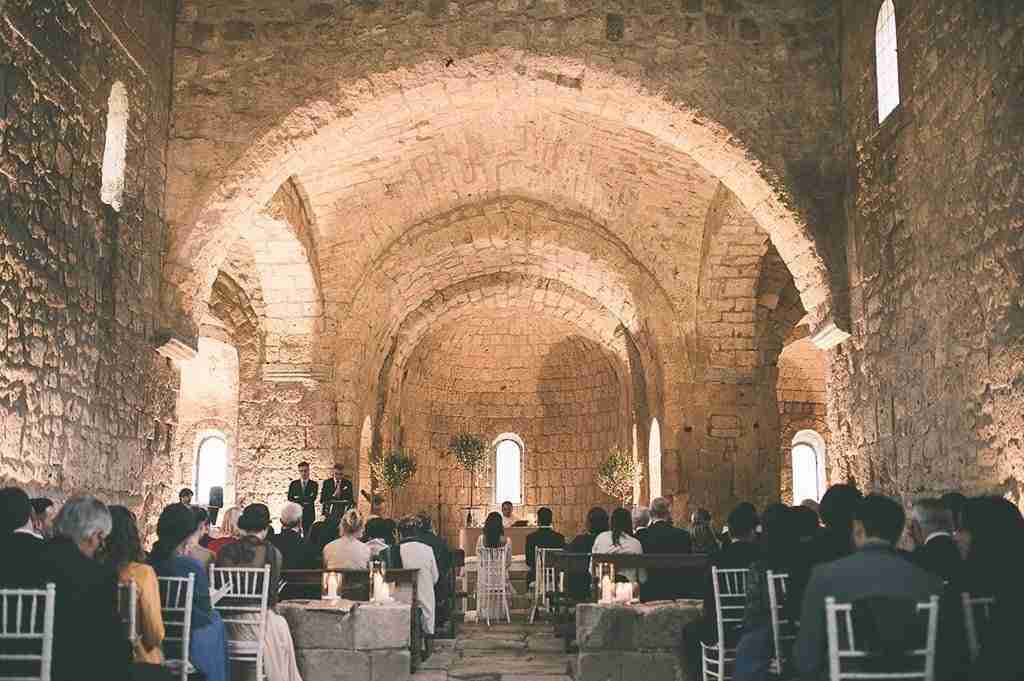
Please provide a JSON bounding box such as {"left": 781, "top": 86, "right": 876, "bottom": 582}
{"left": 321, "top": 463, "right": 355, "bottom": 518}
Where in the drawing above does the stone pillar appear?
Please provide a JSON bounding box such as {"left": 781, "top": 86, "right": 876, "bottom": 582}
{"left": 278, "top": 600, "right": 411, "bottom": 681}
{"left": 575, "top": 600, "right": 704, "bottom": 681}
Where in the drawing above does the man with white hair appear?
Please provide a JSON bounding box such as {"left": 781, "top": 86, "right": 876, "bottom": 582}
{"left": 632, "top": 506, "right": 651, "bottom": 542}
{"left": 37, "top": 496, "right": 131, "bottom": 681}
{"left": 271, "top": 500, "right": 321, "bottom": 569}
{"left": 909, "top": 497, "right": 961, "bottom": 582}
{"left": 639, "top": 496, "right": 693, "bottom": 601}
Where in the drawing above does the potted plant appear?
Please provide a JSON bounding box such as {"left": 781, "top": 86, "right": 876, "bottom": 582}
{"left": 370, "top": 450, "right": 418, "bottom": 516}
{"left": 596, "top": 447, "right": 642, "bottom": 507}
{"left": 449, "top": 433, "right": 487, "bottom": 526}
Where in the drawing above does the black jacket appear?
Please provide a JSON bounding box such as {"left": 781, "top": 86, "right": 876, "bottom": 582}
{"left": 38, "top": 538, "right": 132, "bottom": 681}
{"left": 525, "top": 527, "right": 565, "bottom": 584}
{"left": 270, "top": 528, "right": 322, "bottom": 570}
{"left": 287, "top": 479, "right": 319, "bottom": 518}
{"left": 0, "top": 531, "right": 47, "bottom": 588}
{"left": 320, "top": 477, "right": 354, "bottom": 516}
{"left": 639, "top": 520, "right": 693, "bottom": 601}
{"left": 911, "top": 534, "right": 961, "bottom": 583}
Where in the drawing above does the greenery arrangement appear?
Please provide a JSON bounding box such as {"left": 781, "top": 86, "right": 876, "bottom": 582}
{"left": 449, "top": 433, "right": 488, "bottom": 525}
{"left": 370, "top": 450, "right": 418, "bottom": 514}
{"left": 596, "top": 447, "right": 641, "bottom": 506}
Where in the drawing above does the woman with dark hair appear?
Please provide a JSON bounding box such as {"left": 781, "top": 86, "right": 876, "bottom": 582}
{"left": 691, "top": 508, "right": 721, "bottom": 554}
{"left": 810, "top": 483, "right": 862, "bottom": 564}
{"left": 591, "top": 507, "right": 645, "bottom": 583}
{"left": 476, "top": 511, "right": 513, "bottom": 621}
{"left": 107, "top": 506, "right": 165, "bottom": 664}
{"left": 564, "top": 507, "right": 610, "bottom": 600}
{"left": 149, "top": 503, "right": 229, "bottom": 681}
{"left": 957, "top": 496, "right": 1024, "bottom": 681}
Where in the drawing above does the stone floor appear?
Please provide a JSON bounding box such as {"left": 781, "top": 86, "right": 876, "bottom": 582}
{"left": 413, "top": 618, "right": 573, "bottom": 681}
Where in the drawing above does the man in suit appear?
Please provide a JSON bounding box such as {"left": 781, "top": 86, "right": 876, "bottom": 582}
{"left": 272, "top": 501, "right": 321, "bottom": 569}
{"left": 178, "top": 487, "right": 193, "bottom": 506}
{"left": 632, "top": 506, "right": 651, "bottom": 543}
{"left": 640, "top": 496, "right": 693, "bottom": 601}
{"left": 525, "top": 507, "right": 566, "bottom": 586}
{"left": 0, "top": 487, "right": 48, "bottom": 587}
{"left": 321, "top": 463, "right": 355, "bottom": 518}
{"left": 909, "top": 497, "right": 961, "bottom": 582}
{"left": 287, "top": 461, "right": 319, "bottom": 537}
{"left": 415, "top": 512, "right": 453, "bottom": 631}
{"left": 795, "top": 495, "right": 944, "bottom": 681}
{"left": 30, "top": 497, "right": 57, "bottom": 539}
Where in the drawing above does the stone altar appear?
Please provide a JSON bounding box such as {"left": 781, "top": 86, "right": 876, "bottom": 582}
{"left": 575, "top": 600, "right": 704, "bottom": 681}
{"left": 278, "top": 599, "right": 412, "bottom": 681}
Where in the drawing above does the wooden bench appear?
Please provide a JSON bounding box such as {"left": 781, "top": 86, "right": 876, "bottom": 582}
{"left": 280, "top": 568, "right": 423, "bottom": 672}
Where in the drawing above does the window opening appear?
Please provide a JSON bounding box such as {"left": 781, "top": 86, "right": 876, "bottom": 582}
{"left": 194, "top": 435, "right": 228, "bottom": 506}
{"left": 494, "top": 438, "right": 523, "bottom": 505}
{"left": 101, "top": 81, "right": 129, "bottom": 210}
{"left": 875, "top": 0, "right": 900, "bottom": 123}
{"left": 649, "top": 417, "right": 662, "bottom": 500}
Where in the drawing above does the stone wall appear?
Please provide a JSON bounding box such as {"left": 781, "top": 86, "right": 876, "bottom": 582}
{"left": 777, "top": 336, "right": 829, "bottom": 503}
{"left": 830, "top": 1, "right": 1024, "bottom": 501}
{"left": 0, "top": 0, "right": 178, "bottom": 522}
{"left": 392, "top": 312, "right": 629, "bottom": 544}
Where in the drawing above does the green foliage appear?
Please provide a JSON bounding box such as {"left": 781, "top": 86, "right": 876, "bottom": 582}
{"left": 596, "top": 448, "right": 641, "bottom": 505}
{"left": 370, "top": 450, "right": 418, "bottom": 491}
{"left": 449, "top": 433, "right": 487, "bottom": 472}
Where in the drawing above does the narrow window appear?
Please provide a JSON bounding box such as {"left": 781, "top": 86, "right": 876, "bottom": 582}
{"left": 194, "top": 435, "right": 228, "bottom": 506}
{"left": 101, "top": 81, "right": 129, "bottom": 210}
{"left": 649, "top": 417, "right": 662, "bottom": 500}
{"left": 875, "top": 0, "right": 900, "bottom": 124}
{"left": 791, "top": 430, "right": 827, "bottom": 503}
{"left": 494, "top": 438, "right": 523, "bottom": 505}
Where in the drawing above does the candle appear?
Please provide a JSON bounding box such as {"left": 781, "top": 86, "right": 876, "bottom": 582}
{"left": 559, "top": 573, "right": 565, "bottom": 593}
{"left": 373, "top": 573, "right": 385, "bottom": 602}
{"left": 616, "top": 583, "right": 632, "bottom": 602}
{"left": 600, "top": 575, "right": 613, "bottom": 603}
{"left": 322, "top": 572, "right": 340, "bottom": 600}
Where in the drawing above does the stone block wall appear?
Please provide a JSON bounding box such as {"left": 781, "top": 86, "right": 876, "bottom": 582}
{"left": 777, "top": 336, "right": 829, "bottom": 503}
{"left": 0, "top": 0, "right": 178, "bottom": 521}
{"left": 831, "top": 1, "right": 1024, "bottom": 500}
{"left": 392, "top": 313, "right": 629, "bottom": 544}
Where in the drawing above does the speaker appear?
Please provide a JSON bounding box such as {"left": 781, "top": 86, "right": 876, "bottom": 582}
{"left": 208, "top": 486, "right": 224, "bottom": 508}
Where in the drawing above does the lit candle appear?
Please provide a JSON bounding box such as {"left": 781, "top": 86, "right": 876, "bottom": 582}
{"left": 616, "top": 583, "right": 631, "bottom": 602}
{"left": 559, "top": 573, "right": 565, "bottom": 593}
{"left": 600, "top": 575, "right": 613, "bottom": 603}
{"left": 373, "top": 573, "right": 385, "bottom": 602}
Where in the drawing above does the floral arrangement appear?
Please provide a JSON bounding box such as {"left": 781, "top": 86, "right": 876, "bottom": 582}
{"left": 596, "top": 447, "right": 641, "bottom": 505}
{"left": 370, "top": 450, "right": 418, "bottom": 513}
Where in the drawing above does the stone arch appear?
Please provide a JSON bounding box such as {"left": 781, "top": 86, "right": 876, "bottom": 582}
{"left": 164, "top": 57, "right": 840, "bottom": 348}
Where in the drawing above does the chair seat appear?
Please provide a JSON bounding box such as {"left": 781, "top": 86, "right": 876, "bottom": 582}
{"left": 227, "top": 640, "right": 260, "bottom": 657}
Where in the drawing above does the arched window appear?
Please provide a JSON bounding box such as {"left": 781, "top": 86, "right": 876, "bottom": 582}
{"left": 194, "top": 435, "right": 228, "bottom": 506}
{"left": 493, "top": 435, "right": 523, "bottom": 505}
{"left": 648, "top": 417, "right": 662, "bottom": 500}
{"left": 791, "top": 430, "right": 827, "bottom": 503}
{"left": 875, "top": 0, "right": 900, "bottom": 124}
{"left": 101, "top": 81, "right": 129, "bottom": 210}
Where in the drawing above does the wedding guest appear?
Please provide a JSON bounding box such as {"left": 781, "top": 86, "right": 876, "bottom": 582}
{"left": 271, "top": 502, "right": 321, "bottom": 570}
{"left": 809, "top": 483, "right": 862, "bottom": 564}
{"left": 323, "top": 509, "right": 372, "bottom": 569}
{"left": 207, "top": 506, "right": 240, "bottom": 555}
{"left": 690, "top": 508, "right": 721, "bottom": 554}
{"left": 364, "top": 517, "right": 393, "bottom": 561}
{"left": 415, "top": 512, "right": 452, "bottom": 629}
{"left": 640, "top": 497, "right": 692, "bottom": 599}
{"left": 216, "top": 504, "right": 304, "bottom": 681}
{"left": 565, "top": 507, "right": 609, "bottom": 601}
{"left": 632, "top": 506, "right": 651, "bottom": 543}
{"left": 909, "top": 497, "right": 960, "bottom": 582}
{"left": 476, "top": 512, "right": 513, "bottom": 622}
{"left": 150, "top": 503, "right": 229, "bottom": 681}
{"left": 107, "top": 505, "right": 165, "bottom": 664}
{"left": 592, "top": 507, "right": 645, "bottom": 584}
{"left": 0, "top": 486, "right": 47, "bottom": 587}
{"left": 308, "top": 504, "right": 342, "bottom": 552}
{"left": 525, "top": 507, "right": 565, "bottom": 587}
{"left": 179, "top": 488, "right": 193, "bottom": 506}
{"left": 30, "top": 497, "right": 57, "bottom": 539}
{"left": 387, "top": 516, "right": 440, "bottom": 643}
{"left": 187, "top": 505, "right": 215, "bottom": 569}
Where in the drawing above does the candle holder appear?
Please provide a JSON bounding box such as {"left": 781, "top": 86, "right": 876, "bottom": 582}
{"left": 321, "top": 571, "right": 341, "bottom": 600}
{"left": 370, "top": 560, "right": 388, "bottom": 603}
{"left": 595, "top": 562, "right": 616, "bottom": 604}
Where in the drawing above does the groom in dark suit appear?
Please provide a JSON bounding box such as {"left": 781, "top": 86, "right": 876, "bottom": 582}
{"left": 909, "top": 497, "right": 961, "bottom": 582}
{"left": 287, "top": 461, "right": 319, "bottom": 537}
{"left": 321, "top": 463, "right": 355, "bottom": 518}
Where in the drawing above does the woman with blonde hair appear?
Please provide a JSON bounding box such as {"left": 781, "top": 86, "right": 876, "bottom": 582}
{"left": 207, "top": 506, "right": 241, "bottom": 555}
{"left": 323, "top": 509, "right": 372, "bottom": 569}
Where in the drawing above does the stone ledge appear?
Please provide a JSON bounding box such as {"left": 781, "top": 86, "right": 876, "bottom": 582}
{"left": 279, "top": 600, "right": 410, "bottom": 651}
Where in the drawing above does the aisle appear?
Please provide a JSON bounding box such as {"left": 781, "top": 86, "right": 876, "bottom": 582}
{"left": 414, "top": 617, "right": 573, "bottom": 681}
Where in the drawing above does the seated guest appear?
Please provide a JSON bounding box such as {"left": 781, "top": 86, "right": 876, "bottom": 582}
{"left": 632, "top": 506, "right": 651, "bottom": 542}
{"left": 941, "top": 491, "right": 968, "bottom": 532}
{"left": 106, "top": 506, "right": 165, "bottom": 665}
{"left": 324, "top": 509, "right": 372, "bottom": 569}
{"left": 216, "top": 504, "right": 304, "bottom": 681}
{"left": 800, "top": 498, "right": 821, "bottom": 522}
{"left": 909, "top": 497, "right": 960, "bottom": 582}
{"left": 150, "top": 503, "right": 229, "bottom": 681}
{"left": 525, "top": 507, "right": 565, "bottom": 586}
{"left": 271, "top": 502, "right": 321, "bottom": 570}
{"left": 415, "top": 512, "right": 452, "bottom": 629}
{"left": 207, "top": 506, "right": 241, "bottom": 555}
{"left": 592, "top": 507, "right": 645, "bottom": 584}
{"left": 809, "top": 483, "right": 862, "bottom": 564}
{"left": 719, "top": 501, "right": 757, "bottom": 545}
{"left": 30, "top": 497, "right": 57, "bottom": 539}
{"left": 186, "top": 506, "right": 215, "bottom": 569}
{"left": 0, "top": 486, "right": 47, "bottom": 587}
{"left": 387, "top": 516, "right": 440, "bottom": 648}
{"left": 640, "top": 496, "right": 693, "bottom": 601}
{"left": 308, "top": 504, "right": 343, "bottom": 552}
{"left": 364, "top": 517, "right": 394, "bottom": 561}
{"left": 795, "top": 495, "right": 943, "bottom": 681}
{"left": 690, "top": 508, "right": 721, "bottom": 554}
{"left": 38, "top": 496, "right": 132, "bottom": 681}
{"left": 565, "top": 507, "right": 609, "bottom": 601}
{"left": 477, "top": 511, "right": 515, "bottom": 621}
{"left": 957, "top": 496, "right": 1024, "bottom": 681}
{"left": 499, "top": 500, "right": 517, "bottom": 527}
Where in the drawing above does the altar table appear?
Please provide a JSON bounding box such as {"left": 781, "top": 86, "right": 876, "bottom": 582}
{"left": 459, "top": 525, "right": 534, "bottom": 556}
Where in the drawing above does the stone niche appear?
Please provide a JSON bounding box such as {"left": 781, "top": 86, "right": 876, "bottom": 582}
{"left": 575, "top": 600, "right": 704, "bottom": 681}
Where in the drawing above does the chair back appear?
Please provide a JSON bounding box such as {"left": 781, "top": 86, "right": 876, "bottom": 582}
{"left": 766, "top": 571, "right": 795, "bottom": 673}
{"left": 825, "top": 595, "right": 939, "bottom": 681}
{"left": 711, "top": 567, "right": 749, "bottom": 648}
{"left": 960, "top": 592, "right": 995, "bottom": 662}
{"left": 211, "top": 566, "right": 270, "bottom": 681}
{"left": 477, "top": 547, "right": 508, "bottom": 593}
{"left": 158, "top": 574, "right": 196, "bottom": 681}
{"left": 0, "top": 583, "right": 56, "bottom": 681}
{"left": 117, "top": 580, "right": 139, "bottom": 645}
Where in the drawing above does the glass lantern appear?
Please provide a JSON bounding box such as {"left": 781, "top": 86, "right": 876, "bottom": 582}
{"left": 370, "top": 560, "right": 387, "bottom": 602}
{"left": 595, "top": 562, "right": 616, "bottom": 603}
{"left": 321, "top": 571, "right": 341, "bottom": 600}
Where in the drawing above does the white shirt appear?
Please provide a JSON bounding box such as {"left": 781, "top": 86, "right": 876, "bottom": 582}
{"left": 925, "top": 531, "right": 952, "bottom": 544}
{"left": 501, "top": 514, "right": 517, "bottom": 528}
{"left": 14, "top": 527, "right": 43, "bottom": 540}
{"left": 591, "top": 531, "right": 646, "bottom": 583}
{"left": 398, "top": 541, "right": 439, "bottom": 635}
